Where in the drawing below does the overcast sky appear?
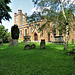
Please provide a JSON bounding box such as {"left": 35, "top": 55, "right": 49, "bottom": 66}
{"left": 2, "top": 0, "right": 35, "bottom": 32}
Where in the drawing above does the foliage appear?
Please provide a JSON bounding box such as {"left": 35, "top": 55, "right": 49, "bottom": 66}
{"left": 27, "top": 11, "right": 41, "bottom": 23}
{"left": 0, "top": 0, "right": 12, "bottom": 23}
{"left": 32, "top": 0, "right": 75, "bottom": 33}
{"left": 0, "top": 25, "right": 10, "bottom": 43}
{"left": 0, "top": 42, "right": 75, "bottom": 75}
{"left": 11, "top": 25, "right": 19, "bottom": 39}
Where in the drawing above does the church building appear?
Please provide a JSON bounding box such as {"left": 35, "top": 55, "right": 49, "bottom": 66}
{"left": 14, "top": 9, "right": 75, "bottom": 42}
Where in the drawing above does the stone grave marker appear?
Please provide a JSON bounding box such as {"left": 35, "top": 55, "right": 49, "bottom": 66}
{"left": 40, "top": 39, "right": 45, "bottom": 49}
{"left": 0, "top": 38, "right": 3, "bottom": 46}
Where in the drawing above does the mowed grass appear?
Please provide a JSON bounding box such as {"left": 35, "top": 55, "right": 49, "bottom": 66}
{"left": 0, "top": 42, "right": 75, "bottom": 75}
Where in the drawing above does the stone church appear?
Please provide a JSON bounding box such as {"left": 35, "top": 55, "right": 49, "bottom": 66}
{"left": 14, "top": 9, "right": 75, "bottom": 42}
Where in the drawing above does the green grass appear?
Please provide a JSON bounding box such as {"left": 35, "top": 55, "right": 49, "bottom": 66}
{"left": 68, "top": 40, "right": 75, "bottom": 44}
{"left": 0, "top": 42, "right": 75, "bottom": 75}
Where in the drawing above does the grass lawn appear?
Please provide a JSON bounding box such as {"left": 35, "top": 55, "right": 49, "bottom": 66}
{"left": 0, "top": 42, "right": 75, "bottom": 75}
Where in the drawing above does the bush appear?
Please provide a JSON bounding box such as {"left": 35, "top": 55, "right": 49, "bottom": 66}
{"left": 11, "top": 25, "right": 19, "bottom": 39}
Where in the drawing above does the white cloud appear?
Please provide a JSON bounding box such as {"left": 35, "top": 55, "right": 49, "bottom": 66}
{"left": 31, "top": 7, "right": 50, "bottom": 14}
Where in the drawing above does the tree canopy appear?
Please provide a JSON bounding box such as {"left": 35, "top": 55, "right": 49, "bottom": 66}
{"left": 0, "top": 0, "right": 12, "bottom": 23}
{"left": 0, "top": 25, "right": 10, "bottom": 43}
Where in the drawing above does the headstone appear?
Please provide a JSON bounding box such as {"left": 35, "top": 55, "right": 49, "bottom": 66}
{"left": 31, "top": 44, "right": 36, "bottom": 49}
{"left": 72, "top": 39, "right": 74, "bottom": 44}
{"left": 53, "top": 36, "right": 64, "bottom": 44}
{"left": 23, "top": 36, "right": 31, "bottom": 45}
{"left": 0, "top": 38, "right": 3, "bottom": 46}
{"left": 9, "top": 39, "right": 13, "bottom": 47}
{"left": 40, "top": 39, "right": 45, "bottom": 49}
{"left": 24, "top": 45, "right": 31, "bottom": 50}
{"left": 9, "top": 39, "right": 18, "bottom": 46}
{"left": 13, "top": 39, "right": 18, "bottom": 46}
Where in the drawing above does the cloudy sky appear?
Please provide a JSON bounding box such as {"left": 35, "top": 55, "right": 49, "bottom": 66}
{"left": 2, "top": 0, "right": 35, "bottom": 32}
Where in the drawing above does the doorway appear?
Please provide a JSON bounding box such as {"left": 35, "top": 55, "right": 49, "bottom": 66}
{"left": 34, "top": 33, "right": 38, "bottom": 41}
{"left": 48, "top": 33, "right": 50, "bottom": 42}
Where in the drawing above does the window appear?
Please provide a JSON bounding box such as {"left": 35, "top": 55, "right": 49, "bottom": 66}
{"left": 25, "top": 29, "right": 27, "bottom": 36}
{"left": 20, "top": 30, "right": 22, "bottom": 38}
{"left": 31, "top": 28, "right": 33, "bottom": 33}
{"left": 16, "top": 17, "right": 18, "bottom": 21}
{"left": 53, "top": 21, "right": 55, "bottom": 26}
{"left": 22, "top": 16, "right": 25, "bottom": 21}
{"left": 59, "top": 30, "right": 62, "bottom": 35}
{"left": 53, "top": 29, "right": 56, "bottom": 36}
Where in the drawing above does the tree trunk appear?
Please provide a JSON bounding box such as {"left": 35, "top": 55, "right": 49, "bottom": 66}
{"left": 64, "top": 23, "right": 69, "bottom": 50}
{"left": 60, "top": 0, "right": 69, "bottom": 50}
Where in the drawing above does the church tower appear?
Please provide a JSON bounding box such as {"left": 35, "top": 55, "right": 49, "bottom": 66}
{"left": 14, "top": 9, "right": 27, "bottom": 26}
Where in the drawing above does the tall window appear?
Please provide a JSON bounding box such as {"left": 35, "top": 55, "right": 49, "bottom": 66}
{"left": 31, "top": 28, "right": 33, "bottom": 33}
{"left": 53, "top": 29, "right": 56, "bottom": 36}
{"left": 20, "top": 30, "right": 22, "bottom": 38}
{"left": 59, "top": 30, "right": 62, "bottom": 35}
{"left": 25, "top": 29, "right": 27, "bottom": 36}
{"left": 22, "top": 16, "right": 25, "bottom": 21}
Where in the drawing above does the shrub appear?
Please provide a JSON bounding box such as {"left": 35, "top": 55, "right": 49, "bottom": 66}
{"left": 11, "top": 25, "right": 19, "bottom": 39}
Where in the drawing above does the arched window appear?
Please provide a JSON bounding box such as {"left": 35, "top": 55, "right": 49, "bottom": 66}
{"left": 20, "top": 30, "right": 22, "bottom": 38}
{"left": 25, "top": 29, "right": 27, "bottom": 36}
{"left": 31, "top": 28, "right": 33, "bottom": 33}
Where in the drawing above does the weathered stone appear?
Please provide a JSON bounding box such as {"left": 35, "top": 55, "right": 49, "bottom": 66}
{"left": 0, "top": 39, "right": 3, "bottom": 46}
{"left": 53, "top": 36, "right": 65, "bottom": 44}
{"left": 9, "top": 39, "right": 13, "bottom": 47}
{"left": 24, "top": 45, "right": 31, "bottom": 50}
{"left": 9, "top": 39, "right": 18, "bottom": 46}
{"left": 13, "top": 39, "right": 18, "bottom": 46}
{"left": 23, "top": 36, "right": 31, "bottom": 45}
{"left": 40, "top": 39, "right": 45, "bottom": 49}
{"left": 72, "top": 39, "right": 74, "bottom": 44}
{"left": 31, "top": 44, "right": 36, "bottom": 49}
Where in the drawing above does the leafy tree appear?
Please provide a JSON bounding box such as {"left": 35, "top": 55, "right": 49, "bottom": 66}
{"left": 27, "top": 11, "right": 41, "bottom": 23}
{"left": 32, "top": 0, "right": 75, "bottom": 49}
{"left": 0, "top": 25, "right": 10, "bottom": 43}
{"left": 0, "top": 0, "right": 12, "bottom": 23}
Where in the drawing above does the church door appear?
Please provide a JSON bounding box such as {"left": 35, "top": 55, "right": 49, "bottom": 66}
{"left": 34, "top": 33, "right": 38, "bottom": 41}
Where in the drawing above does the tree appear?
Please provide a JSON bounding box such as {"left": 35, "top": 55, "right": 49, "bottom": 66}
{"left": 32, "top": 0, "right": 75, "bottom": 50}
{"left": 0, "top": 25, "right": 10, "bottom": 43}
{"left": 0, "top": 0, "right": 12, "bottom": 23}
{"left": 27, "top": 11, "right": 41, "bottom": 23}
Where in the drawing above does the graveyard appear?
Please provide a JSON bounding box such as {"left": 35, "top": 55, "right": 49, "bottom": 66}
{"left": 0, "top": 41, "right": 75, "bottom": 75}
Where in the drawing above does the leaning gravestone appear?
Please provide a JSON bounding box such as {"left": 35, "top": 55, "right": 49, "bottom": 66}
{"left": 40, "top": 39, "right": 45, "bottom": 49}
{"left": 0, "top": 38, "right": 3, "bottom": 46}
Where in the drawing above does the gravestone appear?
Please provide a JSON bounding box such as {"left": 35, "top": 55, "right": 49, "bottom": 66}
{"left": 0, "top": 38, "right": 3, "bottom": 46}
{"left": 53, "top": 36, "right": 64, "bottom": 44}
{"left": 9, "top": 39, "right": 13, "bottom": 46}
{"left": 9, "top": 39, "right": 18, "bottom": 46}
{"left": 31, "top": 44, "right": 36, "bottom": 49}
{"left": 40, "top": 39, "right": 45, "bottom": 49}
{"left": 23, "top": 36, "right": 31, "bottom": 45}
{"left": 72, "top": 39, "right": 74, "bottom": 44}
{"left": 24, "top": 45, "right": 31, "bottom": 50}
